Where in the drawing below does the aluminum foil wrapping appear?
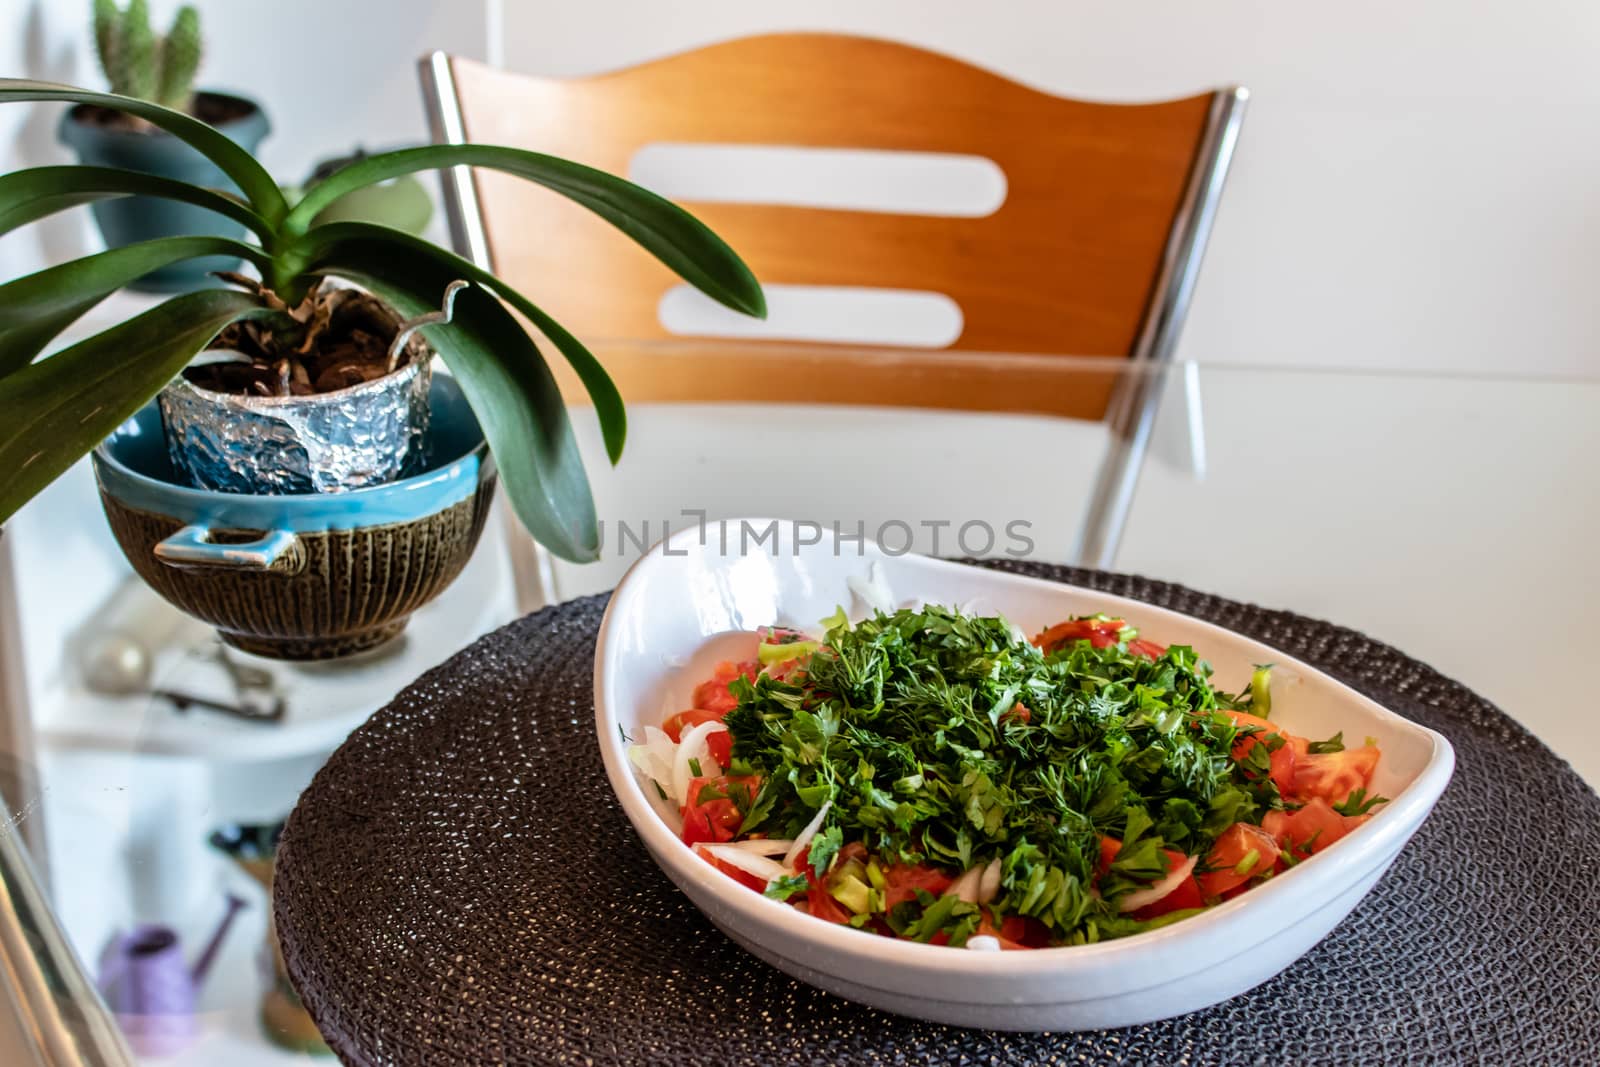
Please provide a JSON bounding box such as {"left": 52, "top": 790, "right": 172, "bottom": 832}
{"left": 159, "top": 357, "right": 432, "bottom": 495}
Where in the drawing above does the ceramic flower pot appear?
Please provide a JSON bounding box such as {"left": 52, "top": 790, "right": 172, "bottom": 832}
{"left": 92, "top": 375, "right": 495, "bottom": 660}
{"left": 58, "top": 91, "right": 270, "bottom": 292}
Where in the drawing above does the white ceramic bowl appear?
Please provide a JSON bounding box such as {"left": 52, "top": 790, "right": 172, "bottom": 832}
{"left": 593, "top": 519, "right": 1455, "bottom": 1031}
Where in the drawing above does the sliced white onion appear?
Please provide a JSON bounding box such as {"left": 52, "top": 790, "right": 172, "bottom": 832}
{"left": 782, "top": 800, "right": 834, "bottom": 870}
{"left": 629, "top": 726, "right": 678, "bottom": 798}
{"left": 1116, "top": 855, "right": 1198, "bottom": 914}
{"left": 966, "top": 935, "right": 1002, "bottom": 952}
{"left": 942, "top": 864, "right": 985, "bottom": 903}
{"left": 726, "top": 838, "right": 795, "bottom": 857}
{"left": 701, "top": 843, "right": 793, "bottom": 884}
{"left": 672, "top": 720, "right": 727, "bottom": 803}
{"left": 847, "top": 561, "right": 894, "bottom": 616}
{"left": 978, "top": 858, "right": 1002, "bottom": 904}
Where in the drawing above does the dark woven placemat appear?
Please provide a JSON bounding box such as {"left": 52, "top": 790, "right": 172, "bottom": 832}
{"left": 275, "top": 563, "right": 1600, "bottom": 1066}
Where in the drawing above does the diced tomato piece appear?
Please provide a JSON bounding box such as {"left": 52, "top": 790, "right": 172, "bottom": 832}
{"left": 1222, "top": 710, "right": 1302, "bottom": 795}
{"left": 806, "top": 882, "right": 853, "bottom": 924}
{"left": 1099, "top": 839, "right": 1204, "bottom": 918}
{"left": 1098, "top": 835, "right": 1122, "bottom": 875}
{"left": 800, "top": 851, "right": 864, "bottom": 927}
{"left": 1001, "top": 701, "right": 1032, "bottom": 725}
{"left": 1289, "top": 799, "right": 1351, "bottom": 853}
{"left": 695, "top": 846, "right": 767, "bottom": 893}
{"left": 941, "top": 910, "right": 1045, "bottom": 948}
{"left": 1127, "top": 638, "right": 1168, "bottom": 660}
{"left": 677, "top": 775, "right": 753, "bottom": 846}
{"left": 764, "top": 655, "right": 808, "bottom": 683}
{"left": 661, "top": 706, "right": 726, "bottom": 742}
{"left": 793, "top": 840, "right": 866, "bottom": 889}
{"left": 879, "top": 863, "right": 955, "bottom": 910}
{"left": 1033, "top": 617, "right": 1128, "bottom": 654}
{"left": 1196, "top": 822, "right": 1280, "bottom": 899}
{"left": 705, "top": 729, "right": 732, "bottom": 768}
{"left": 1270, "top": 736, "right": 1306, "bottom": 795}
{"left": 972, "top": 916, "right": 1028, "bottom": 950}
{"left": 691, "top": 660, "right": 761, "bottom": 713}
{"left": 1291, "top": 746, "right": 1380, "bottom": 805}
{"left": 1034, "top": 619, "right": 1164, "bottom": 659}
{"left": 832, "top": 841, "right": 869, "bottom": 871}
{"left": 1131, "top": 868, "right": 1204, "bottom": 920}
{"left": 998, "top": 913, "right": 1052, "bottom": 948}
{"left": 1223, "top": 709, "right": 1280, "bottom": 760}
{"left": 1263, "top": 798, "right": 1366, "bottom": 859}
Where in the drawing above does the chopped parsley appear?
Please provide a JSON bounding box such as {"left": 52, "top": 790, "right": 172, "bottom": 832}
{"left": 763, "top": 874, "right": 810, "bottom": 902}
{"left": 1333, "top": 787, "right": 1388, "bottom": 817}
{"left": 1307, "top": 731, "right": 1345, "bottom": 755}
{"left": 722, "top": 605, "right": 1278, "bottom": 945}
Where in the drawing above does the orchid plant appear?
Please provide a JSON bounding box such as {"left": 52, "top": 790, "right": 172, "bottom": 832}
{"left": 0, "top": 79, "right": 766, "bottom": 561}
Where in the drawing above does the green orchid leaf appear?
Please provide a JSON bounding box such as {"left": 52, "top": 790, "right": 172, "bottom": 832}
{"left": 307, "top": 238, "right": 599, "bottom": 562}
{"left": 0, "top": 166, "right": 270, "bottom": 240}
{"left": 0, "top": 236, "right": 267, "bottom": 378}
{"left": 0, "top": 79, "right": 287, "bottom": 222}
{"left": 282, "top": 144, "right": 765, "bottom": 319}
{"left": 298, "top": 221, "right": 625, "bottom": 465}
{"left": 0, "top": 289, "right": 270, "bottom": 525}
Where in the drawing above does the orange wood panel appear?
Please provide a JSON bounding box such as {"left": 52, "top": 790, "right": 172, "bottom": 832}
{"left": 446, "top": 35, "right": 1215, "bottom": 415}
{"left": 548, "top": 340, "right": 1125, "bottom": 421}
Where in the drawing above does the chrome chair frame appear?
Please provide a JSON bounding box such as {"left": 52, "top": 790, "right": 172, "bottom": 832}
{"left": 418, "top": 50, "right": 1247, "bottom": 605}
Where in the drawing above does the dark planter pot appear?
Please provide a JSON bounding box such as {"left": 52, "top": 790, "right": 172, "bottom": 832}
{"left": 92, "top": 376, "right": 496, "bottom": 661}
{"left": 58, "top": 91, "right": 270, "bottom": 292}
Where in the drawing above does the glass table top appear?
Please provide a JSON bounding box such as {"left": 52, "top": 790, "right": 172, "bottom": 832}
{"left": 1, "top": 352, "right": 1595, "bottom": 1063}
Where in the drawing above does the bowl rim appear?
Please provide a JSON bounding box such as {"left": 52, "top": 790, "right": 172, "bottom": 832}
{"left": 594, "top": 519, "right": 1457, "bottom": 986}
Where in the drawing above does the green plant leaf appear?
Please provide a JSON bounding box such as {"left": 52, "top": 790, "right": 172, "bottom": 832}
{"left": 305, "top": 240, "right": 600, "bottom": 562}
{"left": 0, "top": 236, "right": 267, "bottom": 378}
{"left": 281, "top": 144, "right": 766, "bottom": 319}
{"left": 0, "top": 166, "right": 269, "bottom": 240}
{"left": 0, "top": 79, "right": 286, "bottom": 222}
{"left": 0, "top": 289, "right": 269, "bottom": 525}
{"left": 297, "top": 221, "right": 626, "bottom": 464}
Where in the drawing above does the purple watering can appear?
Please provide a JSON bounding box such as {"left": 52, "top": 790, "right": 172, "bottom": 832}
{"left": 98, "top": 893, "right": 248, "bottom": 1056}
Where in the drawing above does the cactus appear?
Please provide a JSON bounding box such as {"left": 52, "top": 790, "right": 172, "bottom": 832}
{"left": 92, "top": 0, "right": 203, "bottom": 112}
{"left": 156, "top": 6, "right": 201, "bottom": 111}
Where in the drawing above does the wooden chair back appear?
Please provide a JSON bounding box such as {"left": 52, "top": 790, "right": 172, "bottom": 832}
{"left": 424, "top": 34, "right": 1244, "bottom": 420}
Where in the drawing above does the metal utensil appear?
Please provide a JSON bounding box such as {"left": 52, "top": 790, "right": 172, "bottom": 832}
{"left": 153, "top": 688, "right": 287, "bottom": 723}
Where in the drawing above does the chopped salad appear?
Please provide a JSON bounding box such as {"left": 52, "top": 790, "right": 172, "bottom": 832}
{"left": 628, "top": 595, "right": 1385, "bottom": 950}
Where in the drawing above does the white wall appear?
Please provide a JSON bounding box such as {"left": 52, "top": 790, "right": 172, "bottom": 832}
{"left": 4, "top": 0, "right": 1597, "bottom": 375}
{"left": 496, "top": 0, "right": 1600, "bottom": 378}
{"left": 0, "top": 0, "right": 491, "bottom": 278}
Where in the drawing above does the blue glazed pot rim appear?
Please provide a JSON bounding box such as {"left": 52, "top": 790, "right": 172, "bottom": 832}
{"left": 59, "top": 90, "right": 270, "bottom": 142}
{"left": 94, "top": 374, "right": 493, "bottom": 533}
